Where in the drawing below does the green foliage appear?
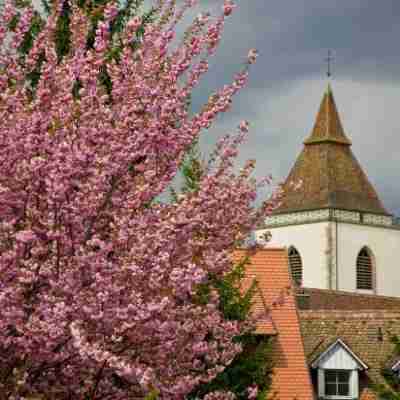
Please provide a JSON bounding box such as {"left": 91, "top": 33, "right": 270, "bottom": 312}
{"left": 41, "top": 0, "right": 51, "bottom": 16}
{"left": 180, "top": 139, "right": 204, "bottom": 194}
{"left": 25, "top": 52, "right": 46, "bottom": 98}
{"left": 8, "top": 14, "right": 19, "bottom": 31}
{"left": 214, "top": 257, "right": 256, "bottom": 322}
{"left": 7, "top": 0, "right": 156, "bottom": 95}
{"left": 18, "top": 12, "right": 43, "bottom": 57}
{"left": 190, "top": 259, "right": 272, "bottom": 400}
{"left": 189, "top": 334, "right": 272, "bottom": 400}
{"left": 144, "top": 388, "right": 160, "bottom": 400}
{"left": 169, "top": 139, "right": 202, "bottom": 203}
{"left": 373, "top": 336, "right": 400, "bottom": 399}
{"left": 193, "top": 257, "right": 256, "bottom": 321}
{"left": 54, "top": 0, "right": 71, "bottom": 62}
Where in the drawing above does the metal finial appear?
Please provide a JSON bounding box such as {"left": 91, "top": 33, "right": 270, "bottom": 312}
{"left": 325, "top": 50, "right": 334, "bottom": 78}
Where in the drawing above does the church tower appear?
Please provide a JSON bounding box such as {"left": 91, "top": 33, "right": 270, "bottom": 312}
{"left": 256, "top": 85, "right": 400, "bottom": 297}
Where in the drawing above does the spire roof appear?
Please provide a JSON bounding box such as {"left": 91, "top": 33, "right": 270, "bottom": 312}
{"left": 275, "top": 85, "right": 389, "bottom": 216}
{"left": 303, "top": 84, "right": 352, "bottom": 145}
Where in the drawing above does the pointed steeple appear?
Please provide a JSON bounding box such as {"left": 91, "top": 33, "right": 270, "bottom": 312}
{"left": 304, "top": 84, "right": 352, "bottom": 145}
{"left": 274, "top": 85, "right": 389, "bottom": 216}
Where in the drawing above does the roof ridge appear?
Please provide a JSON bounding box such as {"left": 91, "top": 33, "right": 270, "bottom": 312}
{"left": 300, "top": 310, "right": 400, "bottom": 317}
{"left": 299, "top": 287, "right": 400, "bottom": 301}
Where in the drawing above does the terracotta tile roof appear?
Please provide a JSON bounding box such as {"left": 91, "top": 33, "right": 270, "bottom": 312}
{"left": 299, "top": 310, "right": 400, "bottom": 399}
{"left": 233, "top": 248, "right": 315, "bottom": 400}
{"left": 274, "top": 85, "right": 389, "bottom": 215}
{"left": 296, "top": 287, "right": 400, "bottom": 311}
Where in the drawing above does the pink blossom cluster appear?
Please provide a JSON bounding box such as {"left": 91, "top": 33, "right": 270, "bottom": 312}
{"left": 0, "top": 0, "right": 276, "bottom": 398}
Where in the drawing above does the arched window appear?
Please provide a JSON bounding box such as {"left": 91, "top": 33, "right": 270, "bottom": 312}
{"left": 288, "top": 246, "right": 303, "bottom": 287}
{"left": 356, "top": 247, "right": 374, "bottom": 290}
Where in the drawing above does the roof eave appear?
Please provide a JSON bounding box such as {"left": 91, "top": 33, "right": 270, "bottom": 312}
{"left": 303, "top": 137, "right": 352, "bottom": 146}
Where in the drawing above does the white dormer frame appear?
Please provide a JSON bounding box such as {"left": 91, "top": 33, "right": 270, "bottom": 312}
{"left": 311, "top": 339, "right": 368, "bottom": 399}
{"left": 392, "top": 360, "right": 400, "bottom": 376}
{"left": 311, "top": 339, "right": 369, "bottom": 370}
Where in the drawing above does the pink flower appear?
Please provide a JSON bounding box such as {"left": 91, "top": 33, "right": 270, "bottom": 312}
{"left": 127, "top": 16, "right": 141, "bottom": 32}
{"left": 247, "top": 384, "right": 259, "bottom": 399}
{"left": 15, "top": 230, "right": 36, "bottom": 243}
{"left": 197, "top": 12, "right": 210, "bottom": 25}
{"left": 247, "top": 48, "right": 258, "bottom": 64}
{"left": 0, "top": 1, "right": 275, "bottom": 397}
{"left": 223, "top": 0, "right": 236, "bottom": 16}
{"left": 239, "top": 120, "right": 250, "bottom": 133}
{"left": 135, "top": 163, "right": 146, "bottom": 173}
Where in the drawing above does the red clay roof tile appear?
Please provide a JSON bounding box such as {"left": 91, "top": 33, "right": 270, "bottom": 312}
{"left": 233, "top": 249, "right": 315, "bottom": 400}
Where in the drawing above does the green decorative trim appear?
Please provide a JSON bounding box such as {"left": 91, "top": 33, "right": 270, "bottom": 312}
{"left": 260, "top": 213, "right": 400, "bottom": 231}
{"left": 272, "top": 206, "right": 392, "bottom": 218}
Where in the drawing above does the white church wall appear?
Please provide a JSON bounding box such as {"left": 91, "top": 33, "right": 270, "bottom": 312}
{"left": 336, "top": 222, "right": 400, "bottom": 297}
{"left": 256, "top": 222, "right": 330, "bottom": 289}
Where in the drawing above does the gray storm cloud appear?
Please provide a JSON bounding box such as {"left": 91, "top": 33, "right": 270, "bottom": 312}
{"left": 191, "top": 0, "right": 400, "bottom": 216}
{"left": 27, "top": 0, "right": 400, "bottom": 215}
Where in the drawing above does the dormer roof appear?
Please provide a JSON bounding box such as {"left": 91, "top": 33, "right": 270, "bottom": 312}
{"left": 311, "top": 338, "right": 369, "bottom": 370}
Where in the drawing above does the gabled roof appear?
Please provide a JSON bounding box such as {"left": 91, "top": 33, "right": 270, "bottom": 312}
{"left": 233, "top": 248, "right": 315, "bottom": 400}
{"left": 274, "top": 85, "right": 389, "bottom": 216}
{"left": 310, "top": 338, "right": 369, "bottom": 370}
{"left": 234, "top": 251, "right": 400, "bottom": 400}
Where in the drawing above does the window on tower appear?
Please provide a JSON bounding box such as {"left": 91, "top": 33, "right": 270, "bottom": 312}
{"left": 356, "top": 247, "right": 374, "bottom": 291}
{"left": 288, "top": 246, "right": 303, "bottom": 287}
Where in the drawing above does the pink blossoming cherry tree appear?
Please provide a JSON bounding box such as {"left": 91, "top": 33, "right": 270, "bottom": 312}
{"left": 0, "top": 0, "right": 273, "bottom": 398}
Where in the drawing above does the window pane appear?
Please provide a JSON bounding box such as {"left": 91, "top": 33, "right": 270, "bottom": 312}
{"left": 289, "top": 247, "right": 303, "bottom": 286}
{"left": 338, "top": 383, "right": 350, "bottom": 396}
{"left": 325, "top": 383, "right": 337, "bottom": 396}
{"left": 338, "top": 371, "right": 351, "bottom": 383}
{"left": 357, "top": 247, "right": 373, "bottom": 290}
{"left": 325, "top": 370, "right": 337, "bottom": 383}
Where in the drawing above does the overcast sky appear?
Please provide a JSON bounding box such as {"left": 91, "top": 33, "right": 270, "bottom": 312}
{"left": 184, "top": 0, "right": 400, "bottom": 216}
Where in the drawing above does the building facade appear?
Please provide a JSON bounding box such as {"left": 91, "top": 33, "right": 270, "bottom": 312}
{"left": 239, "top": 249, "right": 400, "bottom": 400}
{"left": 256, "top": 85, "right": 400, "bottom": 297}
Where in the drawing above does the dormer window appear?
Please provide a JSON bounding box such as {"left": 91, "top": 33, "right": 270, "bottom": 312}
{"left": 312, "top": 339, "right": 368, "bottom": 399}
{"left": 324, "top": 370, "right": 351, "bottom": 397}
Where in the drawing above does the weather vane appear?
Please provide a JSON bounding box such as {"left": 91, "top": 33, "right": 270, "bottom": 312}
{"left": 325, "top": 50, "right": 334, "bottom": 78}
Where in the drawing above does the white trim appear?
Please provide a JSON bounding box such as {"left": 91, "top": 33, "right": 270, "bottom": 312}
{"left": 392, "top": 360, "right": 400, "bottom": 372}
{"left": 311, "top": 339, "right": 368, "bottom": 370}
{"left": 318, "top": 368, "right": 325, "bottom": 398}
{"left": 356, "top": 289, "right": 374, "bottom": 295}
{"left": 318, "top": 369, "right": 359, "bottom": 399}
{"left": 351, "top": 370, "right": 358, "bottom": 398}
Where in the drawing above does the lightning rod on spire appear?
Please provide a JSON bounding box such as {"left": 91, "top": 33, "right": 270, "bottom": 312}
{"left": 325, "top": 50, "right": 334, "bottom": 79}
